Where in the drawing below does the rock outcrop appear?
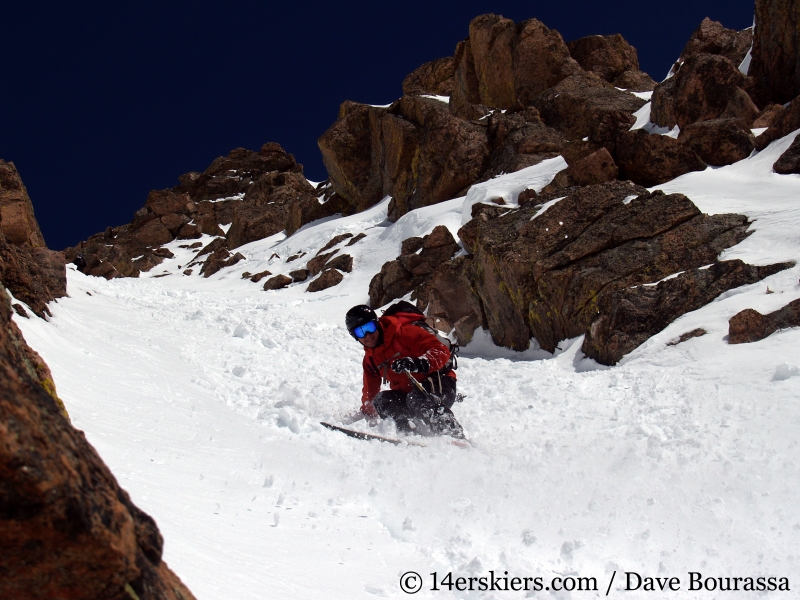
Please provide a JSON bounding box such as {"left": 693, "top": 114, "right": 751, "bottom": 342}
{"left": 0, "top": 161, "right": 66, "bottom": 318}
{"left": 773, "top": 134, "right": 800, "bottom": 173}
{"left": 749, "top": 0, "right": 800, "bottom": 105}
{"left": 582, "top": 260, "right": 793, "bottom": 364}
{"left": 678, "top": 118, "right": 756, "bottom": 166}
{"left": 675, "top": 17, "right": 752, "bottom": 68}
{"left": 368, "top": 225, "right": 460, "bottom": 308}
{"left": 66, "top": 143, "right": 334, "bottom": 279}
{"left": 319, "top": 96, "right": 491, "bottom": 222}
{"left": 728, "top": 297, "right": 800, "bottom": 343}
{"left": 651, "top": 53, "right": 748, "bottom": 129}
{"left": 402, "top": 56, "right": 455, "bottom": 96}
{"left": 614, "top": 130, "right": 706, "bottom": 186}
{"left": 567, "top": 34, "right": 654, "bottom": 90}
{"left": 413, "top": 182, "right": 789, "bottom": 363}
{"left": 0, "top": 282, "right": 195, "bottom": 599}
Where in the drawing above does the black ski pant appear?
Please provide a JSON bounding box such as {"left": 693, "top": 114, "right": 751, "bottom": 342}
{"left": 372, "top": 374, "right": 457, "bottom": 431}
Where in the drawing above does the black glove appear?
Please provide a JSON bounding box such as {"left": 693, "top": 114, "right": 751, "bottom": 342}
{"left": 391, "top": 357, "right": 430, "bottom": 374}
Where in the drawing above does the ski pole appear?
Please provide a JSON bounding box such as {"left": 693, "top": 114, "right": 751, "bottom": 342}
{"left": 404, "top": 370, "right": 440, "bottom": 405}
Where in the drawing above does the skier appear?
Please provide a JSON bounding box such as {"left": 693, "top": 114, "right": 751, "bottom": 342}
{"left": 345, "top": 303, "right": 464, "bottom": 438}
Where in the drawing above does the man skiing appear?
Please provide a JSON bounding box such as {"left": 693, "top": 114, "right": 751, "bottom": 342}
{"left": 345, "top": 303, "right": 464, "bottom": 438}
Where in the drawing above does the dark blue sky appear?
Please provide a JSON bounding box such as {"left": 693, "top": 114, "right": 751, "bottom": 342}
{"left": 1, "top": 1, "right": 755, "bottom": 250}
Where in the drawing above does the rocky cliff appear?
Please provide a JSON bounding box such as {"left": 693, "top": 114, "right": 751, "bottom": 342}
{"left": 0, "top": 165, "right": 196, "bottom": 599}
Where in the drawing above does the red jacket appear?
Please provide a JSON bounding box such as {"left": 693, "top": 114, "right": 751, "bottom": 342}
{"left": 361, "top": 313, "right": 455, "bottom": 407}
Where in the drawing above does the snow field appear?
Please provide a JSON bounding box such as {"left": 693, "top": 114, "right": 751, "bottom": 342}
{"left": 14, "top": 133, "right": 800, "bottom": 599}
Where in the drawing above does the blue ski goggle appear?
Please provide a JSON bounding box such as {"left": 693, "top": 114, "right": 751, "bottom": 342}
{"left": 351, "top": 320, "right": 378, "bottom": 339}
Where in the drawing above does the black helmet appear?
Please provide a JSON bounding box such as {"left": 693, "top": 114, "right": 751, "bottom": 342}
{"left": 345, "top": 305, "right": 377, "bottom": 336}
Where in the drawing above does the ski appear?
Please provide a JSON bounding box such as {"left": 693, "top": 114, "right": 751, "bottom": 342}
{"left": 320, "top": 421, "right": 470, "bottom": 449}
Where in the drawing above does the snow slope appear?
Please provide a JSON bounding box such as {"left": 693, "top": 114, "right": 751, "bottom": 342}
{"left": 15, "top": 140, "right": 800, "bottom": 599}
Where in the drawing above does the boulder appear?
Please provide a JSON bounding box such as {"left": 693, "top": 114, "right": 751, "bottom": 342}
{"left": 403, "top": 56, "right": 455, "bottom": 96}
{"left": 307, "top": 268, "right": 344, "bottom": 292}
{"left": 307, "top": 251, "right": 337, "bottom": 276}
{"left": 289, "top": 269, "right": 309, "bottom": 282}
{"left": 368, "top": 260, "right": 416, "bottom": 308}
{"left": 541, "top": 147, "right": 618, "bottom": 193}
{"left": 719, "top": 87, "right": 761, "bottom": 124}
{"left": 773, "top": 135, "right": 800, "bottom": 173}
{"left": 533, "top": 73, "right": 646, "bottom": 147}
{"left": 679, "top": 118, "right": 755, "bottom": 166}
{"left": 611, "top": 69, "right": 657, "bottom": 92}
{"left": 325, "top": 253, "right": 353, "bottom": 273}
{"left": 567, "top": 34, "right": 641, "bottom": 85}
{"left": 752, "top": 103, "right": 785, "bottom": 128}
{"left": 199, "top": 248, "right": 245, "bottom": 278}
{"left": 0, "top": 284, "right": 196, "bottom": 600}
{"left": 582, "top": 260, "right": 793, "bottom": 364}
{"left": 676, "top": 17, "right": 753, "bottom": 67}
{"left": 728, "top": 297, "right": 800, "bottom": 344}
{"left": 263, "top": 274, "right": 292, "bottom": 290}
{"left": 248, "top": 269, "right": 272, "bottom": 283}
{"left": 651, "top": 53, "right": 747, "bottom": 129}
{"left": 754, "top": 97, "right": 800, "bottom": 150}
{"left": 0, "top": 161, "right": 47, "bottom": 247}
{"left": 614, "top": 129, "right": 706, "bottom": 186}
{"left": 749, "top": 0, "right": 800, "bottom": 104}
{"left": 483, "top": 109, "right": 567, "bottom": 179}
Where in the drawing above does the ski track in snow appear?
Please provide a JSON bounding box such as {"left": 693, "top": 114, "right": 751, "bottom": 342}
{"left": 14, "top": 140, "right": 800, "bottom": 599}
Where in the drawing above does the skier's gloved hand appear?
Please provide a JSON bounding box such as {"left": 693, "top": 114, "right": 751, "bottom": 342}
{"left": 361, "top": 401, "right": 378, "bottom": 419}
{"left": 391, "top": 357, "right": 430, "bottom": 374}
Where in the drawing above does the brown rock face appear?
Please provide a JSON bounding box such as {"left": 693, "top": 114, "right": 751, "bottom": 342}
{"left": 749, "top": 0, "right": 800, "bottom": 104}
{"left": 368, "top": 225, "right": 460, "bottom": 308}
{"left": 753, "top": 98, "right": 800, "bottom": 150}
{"left": 227, "top": 171, "right": 317, "bottom": 249}
{"left": 449, "top": 39, "right": 482, "bottom": 115}
{"left": 567, "top": 34, "right": 641, "bottom": 85}
{"left": 729, "top": 297, "right": 800, "bottom": 343}
{"left": 614, "top": 130, "right": 706, "bottom": 186}
{"left": 482, "top": 107, "right": 567, "bottom": 179}
{"left": 450, "top": 14, "right": 582, "bottom": 111}
{"left": 677, "top": 18, "right": 753, "bottom": 67}
{"left": 0, "top": 161, "right": 47, "bottom": 248}
{"left": 319, "top": 96, "right": 490, "bottom": 222}
{"left": 651, "top": 54, "right": 747, "bottom": 129}
{"left": 0, "top": 162, "right": 67, "bottom": 318}
{"left": 0, "top": 284, "right": 195, "bottom": 600}
{"left": 773, "top": 135, "right": 800, "bottom": 173}
{"left": 679, "top": 118, "right": 756, "bottom": 166}
{"left": 541, "top": 147, "right": 618, "bottom": 193}
{"left": 533, "top": 73, "right": 646, "bottom": 147}
{"left": 611, "top": 69, "right": 657, "bottom": 92}
{"left": 582, "top": 260, "right": 793, "bottom": 364}
{"left": 420, "top": 182, "right": 759, "bottom": 362}
{"left": 403, "top": 56, "right": 455, "bottom": 96}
